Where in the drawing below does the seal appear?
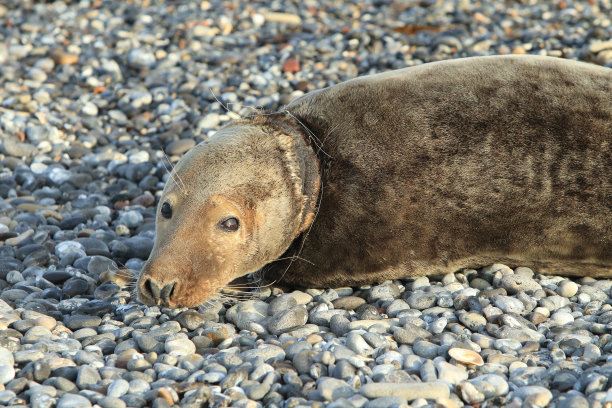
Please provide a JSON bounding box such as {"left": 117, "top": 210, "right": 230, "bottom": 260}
{"left": 137, "top": 55, "right": 612, "bottom": 308}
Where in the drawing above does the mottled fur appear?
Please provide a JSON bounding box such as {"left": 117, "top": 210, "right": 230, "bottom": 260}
{"left": 139, "top": 55, "right": 612, "bottom": 307}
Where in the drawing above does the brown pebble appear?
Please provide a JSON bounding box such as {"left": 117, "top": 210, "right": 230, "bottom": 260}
{"left": 131, "top": 193, "right": 156, "bottom": 207}
{"left": 35, "top": 316, "right": 56, "bottom": 331}
{"left": 530, "top": 312, "right": 547, "bottom": 325}
{"left": 51, "top": 50, "right": 79, "bottom": 65}
{"left": 17, "top": 203, "right": 42, "bottom": 212}
{"left": 283, "top": 58, "right": 300, "bottom": 73}
{"left": 156, "top": 387, "right": 174, "bottom": 405}
{"left": 487, "top": 354, "right": 518, "bottom": 365}
{"left": 114, "top": 200, "right": 129, "bottom": 210}
{"left": 332, "top": 296, "right": 366, "bottom": 310}
{"left": 40, "top": 209, "right": 63, "bottom": 221}
{"left": 518, "top": 341, "right": 539, "bottom": 354}
{"left": 448, "top": 347, "right": 484, "bottom": 367}
{"left": 282, "top": 340, "right": 297, "bottom": 350}
{"left": 261, "top": 11, "right": 301, "bottom": 24}
{"left": 306, "top": 334, "right": 323, "bottom": 344}
{"left": 115, "top": 356, "right": 131, "bottom": 369}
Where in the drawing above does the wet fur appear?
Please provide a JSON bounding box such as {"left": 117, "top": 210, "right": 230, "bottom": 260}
{"left": 264, "top": 55, "right": 612, "bottom": 288}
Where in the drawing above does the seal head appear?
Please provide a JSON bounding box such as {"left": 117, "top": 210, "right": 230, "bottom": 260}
{"left": 137, "top": 116, "right": 319, "bottom": 308}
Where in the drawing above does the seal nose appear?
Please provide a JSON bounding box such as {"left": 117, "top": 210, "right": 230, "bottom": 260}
{"left": 142, "top": 278, "right": 176, "bottom": 307}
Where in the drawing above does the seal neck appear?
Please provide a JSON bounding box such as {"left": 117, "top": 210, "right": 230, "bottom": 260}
{"left": 252, "top": 113, "right": 321, "bottom": 236}
{"left": 290, "top": 117, "right": 321, "bottom": 234}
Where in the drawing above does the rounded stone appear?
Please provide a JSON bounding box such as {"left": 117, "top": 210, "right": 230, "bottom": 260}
{"left": 556, "top": 280, "right": 579, "bottom": 298}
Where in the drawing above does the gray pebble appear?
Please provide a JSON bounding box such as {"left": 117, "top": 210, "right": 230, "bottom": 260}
{"left": 57, "top": 394, "right": 92, "bottom": 408}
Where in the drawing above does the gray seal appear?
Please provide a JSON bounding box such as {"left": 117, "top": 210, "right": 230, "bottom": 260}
{"left": 137, "top": 55, "right": 612, "bottom": 308}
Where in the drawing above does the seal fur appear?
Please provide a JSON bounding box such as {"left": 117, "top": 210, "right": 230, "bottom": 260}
{"left": 138, "top": 55, "right": 612, "bottom": 308}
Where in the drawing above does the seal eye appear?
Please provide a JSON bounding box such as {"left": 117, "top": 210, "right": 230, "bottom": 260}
{"left": 160, "top": 201, "right": 172, "bottom": 219}
{"left": 220, "top": 217, "right": 239, "bottom": 232}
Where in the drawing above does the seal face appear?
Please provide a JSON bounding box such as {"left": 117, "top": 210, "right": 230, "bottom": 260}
{"left": 138, "top": 55, "right": 612, "bottom": 308}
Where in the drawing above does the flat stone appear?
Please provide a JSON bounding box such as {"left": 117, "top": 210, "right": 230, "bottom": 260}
{"left": 360, "top": 382, "right": 449, "bottom": 401}
{"left": 268, "top": 305, "right": 308, "bottom": 335}
{"left": 499, "top": 274, "right": 541, "bottom": 295}
{"left": 57, "top": 393, "right": 92, "bottom": 408}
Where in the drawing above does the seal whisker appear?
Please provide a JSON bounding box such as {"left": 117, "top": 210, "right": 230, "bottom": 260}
{"left": 271, "top": 256, "right": 315, "bottom": 266}
{"left": 220, "top": 286, "right": 253, "bottom": 293}
{"left": 283, "top": 110, "right": 333, "bottom": 159}
{"left": 209, "top": 88, "right": 233, "bottom": 114}
{"left": 160, "top": 149, "right": 187, "bottom": 195}
{"left": 318, "top": 123, "right": 340, "bottom": 157}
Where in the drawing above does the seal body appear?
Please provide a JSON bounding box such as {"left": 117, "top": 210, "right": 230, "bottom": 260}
{"left": 138, "top": 55, "right": 612, "bottom": 308}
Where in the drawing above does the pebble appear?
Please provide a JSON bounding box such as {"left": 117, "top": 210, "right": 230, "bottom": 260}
{"left": 268, "top": 305, "right": 308, "bottom": 335}
{"left": 361, "top": 382, "right": 450, "bottom": 401}
{"left": 57, "top": 394, "right": 92, "bottom": 408}
{"left": 557, "top": 280, "right": 578, "bottom": 297}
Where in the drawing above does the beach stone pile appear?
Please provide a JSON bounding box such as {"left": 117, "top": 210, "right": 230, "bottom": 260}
{"left": 1, "top": 0, "right": 611, "bottom": 407}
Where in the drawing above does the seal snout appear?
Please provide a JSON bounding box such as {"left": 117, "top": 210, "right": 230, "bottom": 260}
{"left": 139, "top": 275, "right": 178, "bottom": 307}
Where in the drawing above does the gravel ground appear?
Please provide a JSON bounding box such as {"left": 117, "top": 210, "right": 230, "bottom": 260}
{"left": 1, "top": 0, "right": 612, "bottom": 407}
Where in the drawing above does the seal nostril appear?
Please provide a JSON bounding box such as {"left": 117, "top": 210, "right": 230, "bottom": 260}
{"left": 160, "top": 281, "right": 176, "bottom": 303}
{"left": 144, "top": 278, "right": 161, "bottom": 300}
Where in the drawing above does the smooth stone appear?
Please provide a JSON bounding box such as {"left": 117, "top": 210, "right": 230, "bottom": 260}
{"left": 62, "top": 278, "right": 90, "bottom": 297}
{"left": 76, "top": 365, "right": 101, "bottom": 389}
{"left": 57, "top": 393, "right": 92, "bottom": 408}
{"left": 512, "top": 386, "right": 552, "bottom": 406}
{"left": 458, "top": 312, "right": 487, "bottom": 331}
{"left": 107, "top": 378, "right": 130, "bottom": 398}
{"left": 165, "top": 333, "right": 196, "bottom": 356}
{"left": 413, "top": 340, "right": 438, "bottom": 359}
{"left": 435, "top": 361, "right": 468, "bottom": 384}
{"left": 457, "top": 381, "right": 485, "bottom": 404}
{"left": 470, "top": 374, "right": 509, "bottom": 398}
{"left": 317, "top": 377, "right": 354, "bottom": 401}
{"left": 492, "top": 295, "right": 525, "bottom": 314}
{"left": 240, "top": 345, "right": 285, "bottom": 364}
{"left": 360, "top": 382, "right": 449, "bottom": 401}
{"left": 549, "top": 311, "right": 574, "bottom": 327}
{"left": 176, "top": 310, "right": 206, "bottom": 331}
{"left": 268, "top": 305, "right": 308, "bottom": 335}
{"left": 98, "top": 396, "right": 127, "bottom": 408}
{"left": 499, "top": 274, "right": 541, "bottom": 295}
{"left": 268, "top": 294, "right": 298, "bottom": 316}
{"left": 65, "top": 315, "right": 102, "bottom": 330}
{"left": 226, "top": 300, "right": 268, "bottom": 330}
{"left": 166, "top": 139, "right": 196, "bottom": 155}
{"left": 557, "top": 395, "right": 589, "bottom": 408}
{"left": 406, "top": 292, "right": 437, "bottom": 310}
{"left": 509, "top": 367, "right": 547, "bottom": 387}
{"left": 333, "top": 296, "right": 366, "bottom": 310}
{"left": 556, "top": 280, "right": 579, "bottom": 298}
{"left": 368, "top": 282, "right": 400, "bottom": 301}
{"left": 393, "top": 324, "right": 431, "bottom": 345}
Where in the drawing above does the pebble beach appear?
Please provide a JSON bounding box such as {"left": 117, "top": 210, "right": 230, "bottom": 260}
{"left": 1, "top": 0, "right": 612, "bottom": 407}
